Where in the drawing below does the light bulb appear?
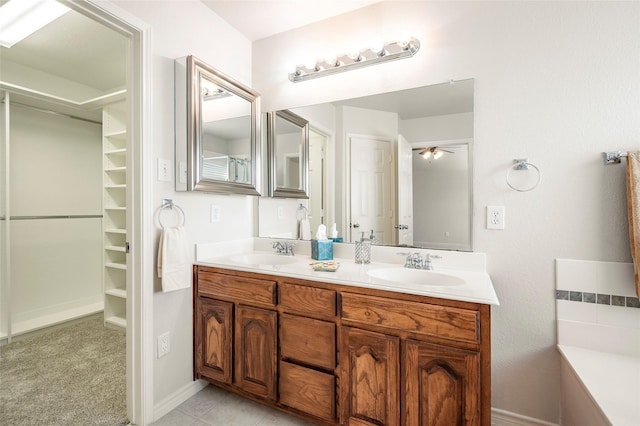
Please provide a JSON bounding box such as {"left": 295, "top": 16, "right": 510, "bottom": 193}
{"left": 370, "top": 37, "right": 384, "bottom": 55}
{"left": 421, "top": 151, "right": 432, "bottom": 160}
{"left": 433, "top": 149, "right": 443, "bottom": 159}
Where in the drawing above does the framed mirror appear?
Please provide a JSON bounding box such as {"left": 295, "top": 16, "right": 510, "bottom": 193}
{"left": 267, "top": 109, "right": 309, "bottom": 198}
{"left": 258, "top": 79, "right": 474, "bottom": 251}
{"left": 175, "top": 55, "right": 261, "bottom": 195}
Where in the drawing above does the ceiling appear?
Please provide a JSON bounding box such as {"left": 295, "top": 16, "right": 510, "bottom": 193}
{"left": 0, "top": 1, "right": 379, "bottom": 101}
{"left": 0, "top": 1, "right": 471, "bottom": 119}
{"left": 201, "top": 0, "right": 383, "bottom": 41}
{"left": 0, "top": 8, "right": 127, "bottom": 93}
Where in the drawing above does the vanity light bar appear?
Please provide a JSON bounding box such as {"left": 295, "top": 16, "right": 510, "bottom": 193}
{"left": 288, "top": 37, "right": 420, "bottom": 83}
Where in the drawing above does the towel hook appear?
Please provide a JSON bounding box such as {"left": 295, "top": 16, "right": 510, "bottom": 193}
{"left": 506, "top": 158, "right": 541, "bottom": 192}
{"left": 156, "top": 199, "right": 186, "bottom": 229}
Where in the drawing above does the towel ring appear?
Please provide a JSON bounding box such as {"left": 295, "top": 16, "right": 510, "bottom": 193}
{"left": 156, "top": 199, "right": 186, "bottom": 229}
{"left": 506, "top": 159, "right": 541, "bottom": 192}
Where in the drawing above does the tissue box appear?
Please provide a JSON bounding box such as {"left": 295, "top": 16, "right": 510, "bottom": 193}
{"left": 311, "top": 239, "right": 333, "bottom": 260}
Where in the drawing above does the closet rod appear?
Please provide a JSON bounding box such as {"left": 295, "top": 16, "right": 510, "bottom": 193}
{"left": 0, "top": 99, "right": 102, "bottom": 125}
{"left": 10, "top": 215, "right": 103, "bottom": 220}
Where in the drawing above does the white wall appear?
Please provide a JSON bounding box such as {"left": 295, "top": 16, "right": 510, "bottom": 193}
{"left": 111, "top": 0, "right": 254, "bottom": 407}
{"left": 252, "top": 1, "right": 640, "bottom": 423}
{"left": 9, "top": 107, "right": 103, "bottom": 329}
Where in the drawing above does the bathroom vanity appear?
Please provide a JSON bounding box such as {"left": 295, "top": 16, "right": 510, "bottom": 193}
{"left": 193, "top": 244, "right": 497, "bottom": 425}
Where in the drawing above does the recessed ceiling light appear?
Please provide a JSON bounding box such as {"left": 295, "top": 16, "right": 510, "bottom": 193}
{"left": 0, "top": 0, "right": 70, "bottom": 48}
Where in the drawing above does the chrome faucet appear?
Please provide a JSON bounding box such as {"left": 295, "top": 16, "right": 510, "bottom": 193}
{"left": 398, "top": 252, "right": 441, "bottom": 270}
{"left": 272, "top": 241, "right": 295, "bottom": 256}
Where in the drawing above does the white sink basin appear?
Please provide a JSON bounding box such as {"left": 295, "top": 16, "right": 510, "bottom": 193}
{"left": 367, "top": 267, "right": 465, "bottom": 287}
{"left": 230, "top": 253, "right": 299, "bottom": 266}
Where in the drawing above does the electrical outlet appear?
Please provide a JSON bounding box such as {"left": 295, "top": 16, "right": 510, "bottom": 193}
{"left": 158, "top": 332, "right": 170, "bottom": 358}
{"left": 486, "top": 206, "right": 505, "bottom": 230}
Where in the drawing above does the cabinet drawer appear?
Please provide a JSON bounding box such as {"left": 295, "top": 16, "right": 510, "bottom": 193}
{"left": 279, "top": 361, "right": 335, "bottom": 422}
{"left": 279, "top": 282, "right": 336, "bottom": 318}
{"left": 198, "top": 271, "right": 276, "bottom": 307}
{"left": 341, "top": 293, "right": 479, "bottom": 344}
{"left": 280, "top": 314, "right": 335, "bottom": 370}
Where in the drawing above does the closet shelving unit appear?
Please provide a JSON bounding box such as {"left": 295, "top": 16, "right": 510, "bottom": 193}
{"left": 103, "top": 101, "right": 128, "bottom": 330}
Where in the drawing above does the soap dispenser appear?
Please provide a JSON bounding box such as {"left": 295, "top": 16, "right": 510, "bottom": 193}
{"left": 355, "top": 232, "right": 372, "bottom": 264}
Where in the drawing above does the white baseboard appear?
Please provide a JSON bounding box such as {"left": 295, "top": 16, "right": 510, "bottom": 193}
{"left": 492, "top": 408, "right": 559, "bottom": 426}
{"left": 153, "top": 379, "right": 208, "bottom": 422}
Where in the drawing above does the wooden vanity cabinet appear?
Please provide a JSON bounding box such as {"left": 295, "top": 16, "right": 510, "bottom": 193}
{"left": 193, "top": 265, "right": 491, "bottom": 426}
{"left": 194, "top": 268, "right": 278, "bottom": 400}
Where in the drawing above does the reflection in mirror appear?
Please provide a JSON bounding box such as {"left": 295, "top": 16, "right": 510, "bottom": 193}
{"left": 268, "top": 109, "right": 309, "bottom": 198}
{"left": 175, "top": 55, "right": 260, "bottom": 194}
{"left": 258, "top": 79, "right": 474, "bottom": 251}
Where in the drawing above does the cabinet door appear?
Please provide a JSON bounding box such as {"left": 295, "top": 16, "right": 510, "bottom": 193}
{"left": 235, "top": 305, "right": 277, "bottom": 400}
{"left": 340, "top": 327, "right": 400, "bottom": 426}
{"left": 195, "top": 298, "right": 233, "bottom": 384}
{"left": 404, "top": 340, "right": 480, "bottom": 426}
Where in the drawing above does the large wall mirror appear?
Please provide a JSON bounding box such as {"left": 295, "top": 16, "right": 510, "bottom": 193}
{"left": 259, "top": 79, "right": 474, "bottom": 251}
{"left": 175, "top": 55, "right": 261, "bottom": 195}
{"left": 268, "top": 109, "right": 309, "bottom": 198}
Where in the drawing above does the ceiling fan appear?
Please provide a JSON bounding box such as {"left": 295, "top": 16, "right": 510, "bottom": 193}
{"left": 412, "top": 146, "right": 454, "bottom": 159}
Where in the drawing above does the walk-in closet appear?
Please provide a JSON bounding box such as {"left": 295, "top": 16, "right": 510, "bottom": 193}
{"left": 0, "top": 2, "right": 129, "bottom": 423}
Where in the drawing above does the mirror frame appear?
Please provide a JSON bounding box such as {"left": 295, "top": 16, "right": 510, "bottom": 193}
{"left": 175, "top": 55, "right": 261, "bottom": 195}
{"left": 267, "top": 109, "right": 309, "bottom": 198}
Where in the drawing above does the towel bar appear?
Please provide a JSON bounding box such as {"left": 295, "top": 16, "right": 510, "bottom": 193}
{"left": 156, "top": 199, "right": 185, "bottom": 228}
{"left": 603, "top": 151, "right": 628, "bottom": 164}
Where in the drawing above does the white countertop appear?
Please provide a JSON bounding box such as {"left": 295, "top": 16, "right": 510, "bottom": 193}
{"left": 195, "top": 239, "right": 499, "bottom": 306}
{"left": 558, "top": 345, "right": 640, "bottom": 425}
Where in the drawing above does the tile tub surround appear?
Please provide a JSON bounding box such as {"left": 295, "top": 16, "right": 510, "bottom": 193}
{"left": 556, "top": 259, "right": 640, "bottom": 425}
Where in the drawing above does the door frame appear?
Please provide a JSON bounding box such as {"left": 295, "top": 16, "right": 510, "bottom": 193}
{"left": 66, "top": 1, "right": 152, "bottom": 424}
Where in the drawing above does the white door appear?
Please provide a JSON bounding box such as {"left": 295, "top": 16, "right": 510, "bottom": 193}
{"left": 349, "top": 135, "right": 394, "bottom": 244}
{"left": 397, "top": 134, "right": 414, "bottom": 246}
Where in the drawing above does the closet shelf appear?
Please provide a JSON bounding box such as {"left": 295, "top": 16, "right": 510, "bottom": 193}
{"left": 103, "top": 101, "right": 128, "bottom": 331}
{"left": 105, "top": 316, "right": 126, "bottom": 329}
{"left": 105, "top": 288, "right": 126, "bottom": 299}
{"left": 104, "top": 130, "right": 126, "bottom": 138}
{"left": 105, "top": 228, "right": 126, "bottom": 235}
{"left": 106, "top": 262, "right": 127, "bottom": 270}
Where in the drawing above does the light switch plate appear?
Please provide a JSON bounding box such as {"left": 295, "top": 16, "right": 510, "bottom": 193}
{"left": 158, "top": 158, "right": 171, "bottom": 182}
{"left": 210, "top": 205, "right": 221, "bottom": 223}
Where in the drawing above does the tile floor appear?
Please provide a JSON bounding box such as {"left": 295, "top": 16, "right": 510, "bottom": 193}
{"left": 151, "top": 385, "right": 316, "bottom": 425}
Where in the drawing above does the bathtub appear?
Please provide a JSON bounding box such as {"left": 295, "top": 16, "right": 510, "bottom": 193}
{"left": 558, "top": 345, "right": 640, "bottom": 425}
{"left": 556, "top": 259, "right": 640, "bottom": 426}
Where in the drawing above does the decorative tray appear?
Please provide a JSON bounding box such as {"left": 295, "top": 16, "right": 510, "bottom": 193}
{"left": 309, "top": 261, "right": 340, "bottom": 272}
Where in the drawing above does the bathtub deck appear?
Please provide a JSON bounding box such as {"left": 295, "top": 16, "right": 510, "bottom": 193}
{"left": 558, "top": 344, "right": 640, "bottom": 426}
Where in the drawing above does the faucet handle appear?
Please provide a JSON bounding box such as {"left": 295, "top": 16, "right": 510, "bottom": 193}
{"left": 423, "top": 253, "right": 441, "bottom": 270}
{"left": 397, "top": 252, "right": 413, "bottom": 267}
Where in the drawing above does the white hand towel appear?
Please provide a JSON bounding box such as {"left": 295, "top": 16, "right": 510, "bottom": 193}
{"left": 157, "top": 226, "right": 191, "bottom": 292}
{"left": 300, "top": 219, "right": 312, "bottom": 240}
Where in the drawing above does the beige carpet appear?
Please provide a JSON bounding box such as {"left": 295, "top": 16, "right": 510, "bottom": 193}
{"left": 0, "top": 317, "right": 128, "bottom": 425}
